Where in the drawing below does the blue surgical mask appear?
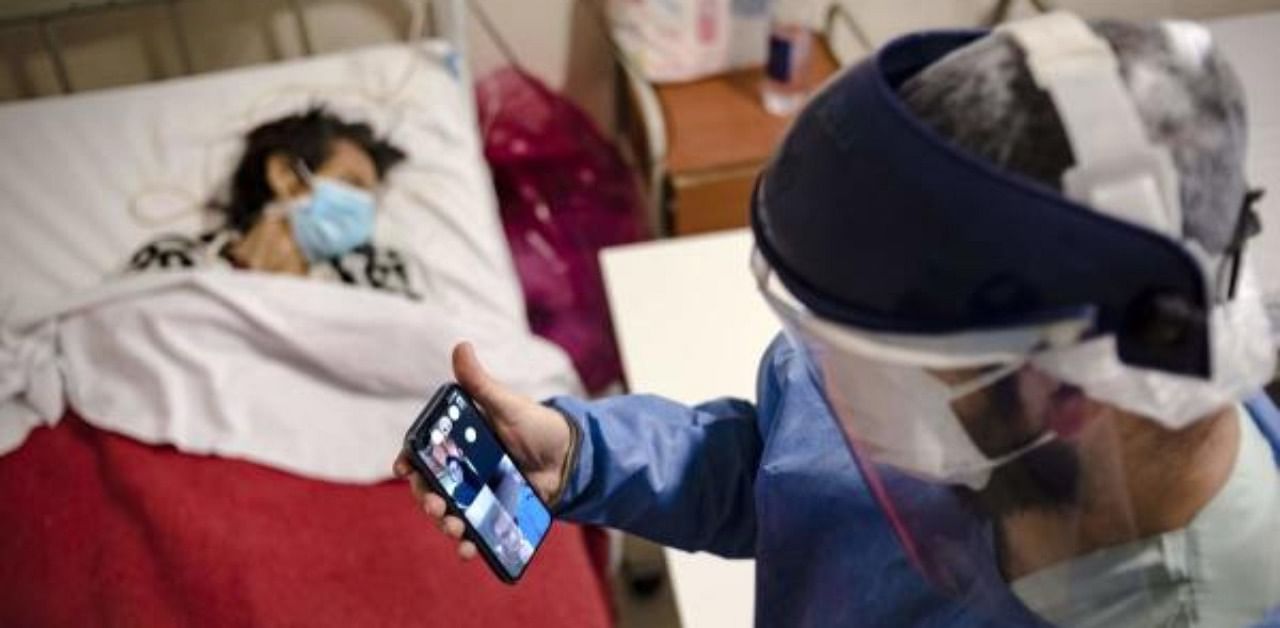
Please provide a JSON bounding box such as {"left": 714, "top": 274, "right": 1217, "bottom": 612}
{"left": 289, "top": 177, "right": 376, "bottom": 262}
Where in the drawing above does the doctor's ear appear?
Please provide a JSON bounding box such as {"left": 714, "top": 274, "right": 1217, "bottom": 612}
{"left": 264, "top": 152, "right": 308, "bottom": 200}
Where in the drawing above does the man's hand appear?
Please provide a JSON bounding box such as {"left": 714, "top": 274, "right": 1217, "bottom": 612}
{"left": 393, "top": 342, "right": 574, "bottom": 560}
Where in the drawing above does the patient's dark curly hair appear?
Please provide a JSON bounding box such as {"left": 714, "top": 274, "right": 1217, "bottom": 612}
{"left": 220, "top": 107, "right": 407, "bottom": 233}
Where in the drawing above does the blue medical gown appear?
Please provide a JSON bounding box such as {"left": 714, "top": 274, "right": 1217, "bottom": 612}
{"left": 548, "top": 335, "right": 1280, "bottom": 627}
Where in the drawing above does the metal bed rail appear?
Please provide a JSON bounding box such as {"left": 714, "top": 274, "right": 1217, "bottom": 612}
{"left": 0, "top": 0, "right": 467, "bottom": 95}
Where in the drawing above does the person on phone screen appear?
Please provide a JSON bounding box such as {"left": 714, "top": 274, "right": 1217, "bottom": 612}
{"left": 444, "top": 452, "right": 483, "bottom": 509}
{"left": 395, "top": 13, "right": 1280, "bottom": 627}
{"left": 487, "top": 458, "right": 552, "bottom": 547}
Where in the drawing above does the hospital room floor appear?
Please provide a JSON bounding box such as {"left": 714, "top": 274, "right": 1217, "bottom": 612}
{"left": 614, "top": 536, "right": 681, "bottom": 628}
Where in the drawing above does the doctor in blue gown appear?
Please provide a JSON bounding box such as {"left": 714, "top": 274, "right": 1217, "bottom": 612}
{"left": 398, "top": 13, "right": 1280, "bottom": 627}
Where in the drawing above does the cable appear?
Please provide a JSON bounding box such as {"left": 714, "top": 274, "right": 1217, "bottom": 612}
{"left": 128, "top": 23, "right": 454, "bottom": 231}
{"left": 466, "top": 0, "right": 520, "bottom": 69}
{"left": 826, "top": 3, "right": 875, "bottom": 56}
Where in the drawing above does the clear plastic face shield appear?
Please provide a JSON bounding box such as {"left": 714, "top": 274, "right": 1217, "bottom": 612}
{"left": 751, "top": 12, "right": 1279, "bottom": 627}
{"left": 755, "top": 251, "right": 1102, "bottom": 621}
{"left": 753, "top": 249, "right": 1089, "bottom": 492}
{"left": 756, "top": 245, "right": 1278, "bottom": 626}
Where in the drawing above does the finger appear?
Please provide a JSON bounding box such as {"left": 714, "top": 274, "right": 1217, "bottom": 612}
{"left": 408, "top": 472, "right": 429, "bottom": 498}
{"left": 441, "top": 516, "right": 466, "bottom": 540}
{"left": 393, "top": 453, "right": 412, "bottom": 477}
{"left": 458, "top": 541, "right": 477, "bottom": 560}
{"left": 422, "top": 493, "right": 447, "bottom": 519}
{"left": 452, "top": 342, "right": 518, "bottom": 422}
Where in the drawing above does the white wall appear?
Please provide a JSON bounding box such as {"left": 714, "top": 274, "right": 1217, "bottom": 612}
{"left": 463, "top": 0, "right": 616, "bottom": 129}
{"left": 0, "top": 0, "right": 617, "bottom": 125}
{"left": 827, "top": 0, "right": 1280, "bottom": 60}
{"left": 2, "top": 0, "right": 1276, "bottom": 128}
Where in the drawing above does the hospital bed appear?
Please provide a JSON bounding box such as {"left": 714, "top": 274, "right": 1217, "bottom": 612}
{"left": 0, "top": 1, "right": 613, "bottom": 625}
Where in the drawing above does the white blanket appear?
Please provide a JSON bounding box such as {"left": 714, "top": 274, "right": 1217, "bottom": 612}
{"left": 2, "top": 272, "right": 580, "bottom": 484}
{"left": 0, "top": 42, "right": 583, "bottom": 483}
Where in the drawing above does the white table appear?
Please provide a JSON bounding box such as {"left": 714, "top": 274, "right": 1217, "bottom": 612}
{"left": 601, "top": 229, "right": 778, "bottom": 628}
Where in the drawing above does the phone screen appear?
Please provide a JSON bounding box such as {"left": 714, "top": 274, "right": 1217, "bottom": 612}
{"left": 412, "top": 387, "right": 551, "bottom": 580}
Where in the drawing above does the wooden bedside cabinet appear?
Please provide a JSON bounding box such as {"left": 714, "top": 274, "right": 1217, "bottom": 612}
{"left": 618, "top": 38, "right": 840, "bottom": 237}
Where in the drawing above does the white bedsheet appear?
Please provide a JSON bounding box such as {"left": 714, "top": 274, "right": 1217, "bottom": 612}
{"left": 1208, "top": 12, "right": 1280, "bottom": 340}
{"left": 0, "top": 42, "right": 583, "bottom": 482}
{"left": 4, "top": 272, "right": 578, "bottom": 484}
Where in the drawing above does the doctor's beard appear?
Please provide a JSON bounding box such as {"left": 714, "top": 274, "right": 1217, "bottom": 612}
{"left": 953, "top": 375, "right": 1083, "bottom": 518}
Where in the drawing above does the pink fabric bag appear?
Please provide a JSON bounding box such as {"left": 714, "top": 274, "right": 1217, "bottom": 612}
{"left": 478, "top": 67, "right": 649, "bottom": 393}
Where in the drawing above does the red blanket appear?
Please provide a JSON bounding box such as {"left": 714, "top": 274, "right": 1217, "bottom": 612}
{"left": 0, "top": 413, "right": 612, "bottom": 627}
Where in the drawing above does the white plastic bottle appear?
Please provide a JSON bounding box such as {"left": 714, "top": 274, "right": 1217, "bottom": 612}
{"left": 761, "top": 0, "right": 817, "bottom": 116}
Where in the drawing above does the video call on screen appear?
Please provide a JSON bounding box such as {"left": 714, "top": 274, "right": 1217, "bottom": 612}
{"left": 417, "top": 389, "right": 551, "bottom": 577}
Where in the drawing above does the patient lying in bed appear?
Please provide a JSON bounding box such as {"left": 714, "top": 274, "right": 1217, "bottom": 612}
{"left": 126, "top": 107, "right": 419, "bottom": 299}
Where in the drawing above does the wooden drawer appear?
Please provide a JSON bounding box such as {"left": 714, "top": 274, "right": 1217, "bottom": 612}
{"left": 669, "top": 166, "right": 760, "bottom": 236}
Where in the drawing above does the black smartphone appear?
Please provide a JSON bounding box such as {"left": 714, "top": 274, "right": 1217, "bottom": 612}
{"left": 403, "top": 383, "right": 553, "bottom": 584}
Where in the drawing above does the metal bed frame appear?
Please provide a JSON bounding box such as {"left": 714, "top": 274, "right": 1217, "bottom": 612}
{"left": 0, "top": 0, "right": 469, "bottom": 95}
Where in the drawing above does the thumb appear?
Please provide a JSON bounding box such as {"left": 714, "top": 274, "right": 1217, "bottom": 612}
{"left": 452, "top": 342, "right": 519, "bottom": 423}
